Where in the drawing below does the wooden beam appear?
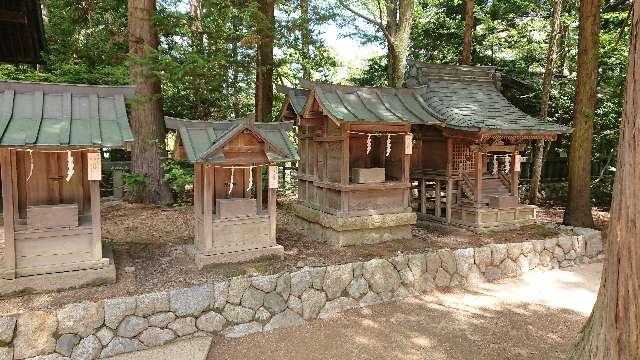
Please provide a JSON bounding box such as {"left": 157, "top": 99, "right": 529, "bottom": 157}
{"left": 256, "top": 166, "right": 263, "bottom": 214}
{"left": 202, "top": 165, "right": 213, "bottom": 252}
{"left": 90, "top": 179, "right": 102, "bottom": 260}
{"left": 420, "top": 179, "right": 426, "bottom": 214}
{"left": 341, "top": 125, "right": 350, "bottom": 185}
{"left": 0, "top": 149, "right": 15, "bottom": 279}
{"left": 475, "top": 150, "right": 483, "bottom": 208}
{"left": 268, "top": 167, "right": 276, "bottom": 242}
{"left": 435, "top": 180, "right": 441, "bottom": 218}
{"left": 446, "top": 179, "right": 453, "bottom": 223}
{"left": 511, "top": 151, "right": 519, "bottom": 199}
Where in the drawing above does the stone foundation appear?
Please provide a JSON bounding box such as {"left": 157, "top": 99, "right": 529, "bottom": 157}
{"left": 0, "top": 246, "right": 116, "bottom": 298}
{"left": 289, "top": 203, "right": 417, "bottom": 246}
{"left": 0, "top": 227, "right": 603, "bottom": 359}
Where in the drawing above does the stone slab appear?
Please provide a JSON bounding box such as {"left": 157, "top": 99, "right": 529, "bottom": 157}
{"left": 109, "top": 336, "right": 212, "bottom": 360}
{"left": 352, "top": 168, "right": 385, "bottom": 184}
{"left": 27, "top": 204, "right": 78, "bottom": 228}
{"left": 216, "top": 198, "right": 257, "bottom": 219}
{"left": 0, "top": 246, "right": 116, "bottom": 297}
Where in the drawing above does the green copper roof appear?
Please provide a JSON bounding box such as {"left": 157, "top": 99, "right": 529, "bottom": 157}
{"left": 165, "top": 116, "right": 298, "bottom": 164}
{"left": 0, "top": 80, "right": 135, "bottom": 148}
{"left": 278, "top": 65, "right": 572, "bottom": 136}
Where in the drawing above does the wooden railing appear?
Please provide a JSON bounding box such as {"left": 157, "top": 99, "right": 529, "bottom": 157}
{"left": 460, "top": 172, "right": 476, "bottom": 202}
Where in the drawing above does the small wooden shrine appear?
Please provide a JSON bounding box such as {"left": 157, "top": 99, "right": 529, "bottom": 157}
{"left": 405, "top": 62, "right": 572, "bottom": 231}
{"left": 166, "top": 116, "right": 298, "bottom": 267}
{"left": 279, "top": 82, "right": 421, "bottom": 246}
{"left": 0, "top": 80, "right": 134, "bottom": 293}
{"left": 280, "top": 65, "right": 570, "bottom": 236}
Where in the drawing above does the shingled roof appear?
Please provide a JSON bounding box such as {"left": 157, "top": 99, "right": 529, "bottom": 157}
{"left": 278, "top": 64, "right": 571, "bottom": 136}
{"left": 165, "top": 116, "right": 298, "bottom": 164}
{"left": 0, "top": 80, "right": 135, "bottom": 148}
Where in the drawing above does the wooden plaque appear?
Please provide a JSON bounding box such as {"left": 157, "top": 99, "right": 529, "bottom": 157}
{"left": 514, "top": 154, "right": 522, "bottom": 172}
{"left": 87, "top": 152, "right": 102, "bottom": 180}
{"left": 405, "top": 134, "right": 413, "bottom": 155}
{"left": 268, "top": 166, "right": 278, "bottom": 188}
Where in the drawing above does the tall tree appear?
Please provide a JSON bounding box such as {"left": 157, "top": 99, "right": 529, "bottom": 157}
{"left": 461, "top": 0, "right": 473, "bottom": 64}
{"left": 570, "top": 1, "right": 640, "bottom": 357}
{"left": 528, "top": 0, "right": 563, "bottom": 205}
{"left": 339, "top": 0, "right": 416, "bottom": 87}
{"left": 563, "top": 0, "right": 600, "bottom": 227}
{"left": 255, "top": 0, "right": 275, "bottom": 121}
{"left": 300, "top": 0, "right": 312, "bottom": 80}
{"left": 128, "top": 0, "right": 172, "bottom": 204}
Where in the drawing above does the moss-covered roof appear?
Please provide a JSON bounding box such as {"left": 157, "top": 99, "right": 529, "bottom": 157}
{"left": 165, "top": 116, "right": 298, "bottom": 164}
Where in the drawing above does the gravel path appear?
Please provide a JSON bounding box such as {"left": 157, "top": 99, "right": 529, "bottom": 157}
{"left": 209, "top": 263, "right": 601, "bottom": 360}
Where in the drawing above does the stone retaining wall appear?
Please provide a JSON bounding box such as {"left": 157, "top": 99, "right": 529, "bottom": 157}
{"left": 0, "top": 226, "right": 603, "bottom": 360}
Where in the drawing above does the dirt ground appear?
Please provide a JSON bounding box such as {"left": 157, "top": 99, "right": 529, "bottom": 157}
{"left": 209, "top": 263, "right": 602, "bottom": 360}
{"left": 0, "top": 201, "right": 604, "bottom": 314}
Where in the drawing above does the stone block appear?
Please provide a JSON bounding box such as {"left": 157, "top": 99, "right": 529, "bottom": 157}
{"left": 352, "top": 167, "right": 385, "bottom": 184}
{"left": 27, "top": 204, "right": 78, "bottom": 228}
{"left": 322, "top": 264, "right": 353, "bottom": 300}
{"left": 362, "top": 259, "right": 401, "bottom": 295}
{"left": 57, "top": 302, "right": 104, "bottom": 337}
{"left": 264, "top": 310, "right": 304, "bottom": 332}
{"left": 0, "top": 316, "right": 16, "bottom": 346}
{"left": 13, "top": 311, "right": 57, "bottom": 359}
{"left": 487, "top": 195, "right": 517, "bottom": 208}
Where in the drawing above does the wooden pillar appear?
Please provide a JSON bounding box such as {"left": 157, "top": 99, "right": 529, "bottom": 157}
{"left": 446, "top": 179, "right": 453, "bottom": 223}
{"left": 420, "top": 179, "right": 426, "bottom": 214}
{"left": 0, "top": 149, "right": 15, "bottom": 279}
{"left": 193, "top": 164, "right": 203, "bottom": 248}
{"left": 435, "top": 180, "right": 441, "bottom": 217}
{"left": 475, "top": 150, "right": 483, "bottom": 208}
{"left": 202, "top": 164, "right": 213, "bottom": 251}
{"left": 511, "top": 151, "right": 520, "bottom": 200}
{"left": 402, "top": 133, "right": 411, "bottom": 209}
{"left": 256, "top": 165, "right": 263, "bottom": 214}
{"left": 341, "top": 126, "right": 350, "bottom": 216}
{"left": 90, "top": 179, "right": 102, "bottom": 260}
{"left": 268, "top": 165, "right": 277, "bottom": 242}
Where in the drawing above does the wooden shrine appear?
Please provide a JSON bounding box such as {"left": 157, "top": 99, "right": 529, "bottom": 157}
{"left": 279, "top": 82, "right": 421, "bottom": 246}
{"left": 406, "top": 62, "right": 572, "bottom": 231}
{"left": 0, "top": 80, "right": 134, "bottom": 294}
{"left": 166, "top": 116, "right": 298, "bottom": 267}
{"left": 280, "top": 65, "right": 570, "bottom": 236}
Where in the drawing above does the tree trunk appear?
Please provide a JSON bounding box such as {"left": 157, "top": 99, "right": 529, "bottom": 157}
{"left": 556, "top": 22, "right": 569, "bottom": 77}
{"left": 528, "top": 0, "right": 563, "bottom": 205}
{"left": 570, "top": 1, "right": 640, "bottom": 357}
{"left": 563, "top": 0, "right": 599, "bottom": 227}
{"left": 255, "top": 0, "right": 275, "bottom": 122}
{"left": 461, "top": 0, "right": 474, "bottom": 65}
{"left": 128, "top": 0, "right": 172, "bottom": 204}
{"left": 385, "top": 1, "right": 398, "bottom": 86}
{"left": 390, "top": 0, "right": 414, "bottom": 88}
{"left": 300, "top": 0, "right": 312, "bottom": 80}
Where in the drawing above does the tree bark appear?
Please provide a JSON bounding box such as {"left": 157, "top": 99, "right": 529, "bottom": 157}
{"left": 570, "top": 1, "right": 640, "bottom": 357}
{"left": 128, "top": 0, "right": 172, "bottom": 204}
{"left": 461, "top": 0, "right": 474, "bottom": 65}
{"left": 563, "top": 0, "right": 599, "bottom": 227}
{"left": 339, "top": 0, "right": 414, "bottom": 88}
{"left": 300, "top": 0, "right": 312, "bottom": 80}
{"left": 528, "top": 0, "right": 563, "bottom": 205}
{"left": 255, "top": 0, "right": 275, "bottom": 122}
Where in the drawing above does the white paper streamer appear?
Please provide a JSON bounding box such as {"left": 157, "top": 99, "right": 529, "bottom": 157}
{"left": 247, "top": 166, "right": 254, "bottom": 192}
{"left": 504, "top": 155, "right": 511, "bottom": 174}
{"left": 366, "top": 134, "right": 372, "bottom": 155}
{"left": 26, "top": 150, "right": 34, "bottom": 183}
{"left": 385, "top": 134, "right": 391, "bottom": 157}
{"left": 228, "top": 167, "right": 235, "bottom": 197}
{"left": 65, "top": 150, "right": 75, "bottom": 182}
{"left": 492, "top": 155, "right": 498, "bottom": 175}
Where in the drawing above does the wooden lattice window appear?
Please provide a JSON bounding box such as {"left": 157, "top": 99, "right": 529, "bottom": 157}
{"left": 452, "top": 142, "right": 475, "bottom": 174}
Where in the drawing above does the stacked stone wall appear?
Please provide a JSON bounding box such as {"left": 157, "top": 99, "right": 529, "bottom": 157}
{"left": 0, "top": 227, "right": 603, "bottom": 360}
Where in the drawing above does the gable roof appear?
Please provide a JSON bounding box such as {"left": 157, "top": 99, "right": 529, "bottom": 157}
{"left": 165, "top": 116, "right": 298, "bottom": 164}
{"left": 277, "top": 64, "right": 572, "bottom": 137}
{"left": 0, "top": 80, "right": 135, "bottom": 148}
{"left": 0, "top": 0, "right": 46, "bottom": 64}
{"left": 408, "top": 62, "right": 572, "bottom": 135}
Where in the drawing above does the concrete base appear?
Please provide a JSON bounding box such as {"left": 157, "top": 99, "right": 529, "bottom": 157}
{"left": 194, "top": 245, "right": 284, "bottom": 269}
{"left": 0, "top": 245, "right": 116, "bottom": 297}
{"left": 417, "top": 207, "right": 536, "bottom": 234}
{"left": 289, "top": 203, "right": 416, "bottom": 247}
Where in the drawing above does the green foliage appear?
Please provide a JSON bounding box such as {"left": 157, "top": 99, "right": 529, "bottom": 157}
{"left": 163, "top": 158, "right": 194, "bottom": 195}
{"left": 122, "top": 171, "right": 147, "bottom": 190}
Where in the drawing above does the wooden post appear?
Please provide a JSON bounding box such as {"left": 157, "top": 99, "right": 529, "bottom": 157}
{"left": 90, "top": 179, "right": 102, "bottom": 260}
{"left": 420, "top": 179, "right": 426, "bottom": 214}
{"left": 402, "top": 134, "right": 411, "bottom": 209}
{"left": 435, "top": 180, "right": 441, "bottom": 217}
{"left": 193, "top": 164, "right": 203, "bottom": 248}
{"left": 475, "top": 150, "right": 483, "bottom": 208}
{"left": 256, "top": 166, "right": 263, "bottom": 214}
{"left": 0, "top": 149, "right": 15, "bottom": 279}
{"left": 511, "top": 151, "right": 519, "bottom": 200}
{"left": 268, "top": 165, "right": 277, "bottom": 242}
{"left": 203, "top": 164, "right": 213, "bottom": 251}
{"left": 341, "top": 125, "right": 350, "bottom": 185}
{"left": 446, "top": 179, "right": 453, "bottom": 223}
